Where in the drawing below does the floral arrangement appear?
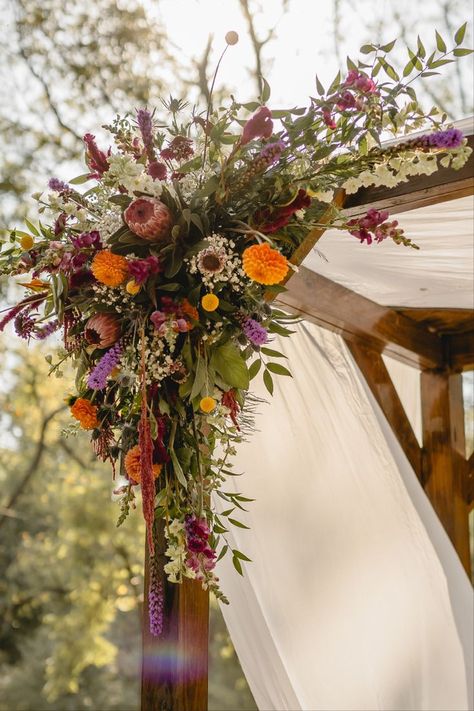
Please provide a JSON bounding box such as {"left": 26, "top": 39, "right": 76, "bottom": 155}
{"left": 0, "top": 29, "right": 471, "bottom": 630}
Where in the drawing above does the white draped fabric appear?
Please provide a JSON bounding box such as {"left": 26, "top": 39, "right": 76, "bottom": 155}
{"left": 216, "top": 321, "right": 473, "bottom": 711}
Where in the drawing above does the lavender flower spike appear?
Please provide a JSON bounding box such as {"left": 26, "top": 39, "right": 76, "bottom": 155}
{"left": 148, "top": 561, "right": 164, "bottom": 636}
{"left": 48, "top": 177, "right": 71, "bottom": 193}
{"left": 87, "top": 341, "right": 122, "bottom": 390}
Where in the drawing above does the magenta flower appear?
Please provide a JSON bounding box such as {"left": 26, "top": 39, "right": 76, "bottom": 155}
{"left": 147, "top": 161, "right": 167, "bottom": 180}
{"left": 322, "top": 109, "right": 337, "bottom": 130}
{"left": 241, "top": 106, "right": 273, "bottom": 145}
{"left": 344, "top": 70, "right": 378, "bottom": 93}
{"left": 128, "top": 255, "right": 162, "bottom": 284}
{"left": 83, "top": 133, "right": 110, "bottom": 178}
{"left": 70, "top": 230, "right": 102, "bottom": 249}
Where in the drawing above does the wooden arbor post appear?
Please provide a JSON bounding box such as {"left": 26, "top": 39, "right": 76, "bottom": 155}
{"left": 420, "top": 368, "right": 472, "bottom": 575}
{"left": 141, "top": 521, "right": 209, "bottom": 711}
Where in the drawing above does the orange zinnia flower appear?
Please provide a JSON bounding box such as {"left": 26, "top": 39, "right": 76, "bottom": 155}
{"left": 70, "top": 397, "right": 99, "bottom": 430}
{"left": 124, "top": 445, "right": 162, "bottom": 485}
{"left": 91, "top": 250, "right": 129, "bottom": 287}
{"left": 242, "top": 243, "right": 289, "bottom": 285}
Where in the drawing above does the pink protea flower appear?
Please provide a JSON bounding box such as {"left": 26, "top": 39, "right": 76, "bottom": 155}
{"left": 85, "top": 313, "right": 121, "bottom": 348}
{"left": 124, "top": 197, "right": 173, "bottom": 242}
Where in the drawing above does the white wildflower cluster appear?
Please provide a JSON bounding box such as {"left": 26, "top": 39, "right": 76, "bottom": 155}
{"left": 201, "top": 320, "right": 224, "bottom": 343}
{"left": 142, "top": 332, "right": 176, "bottom": 384}
{"left": 47, "top": 191, "right": 89, "bottom": 225}
{"left": 164, "top": 519, "right": 195, "bottom": 583}
{"left": 105, "top": 154, "right": 164, "bottom": 197}
{"left": 178, "top": 173, "right": 201, "bottom": 202}
{"left": 342, "top": 146, "right": 469, "bottom": 195}
{"left": 309, "top": 188, "right": 335, "bottom": 203}
{"left": 97, "top": 208, "right": 124, "bottom": 241}
{"left": 90, "top": 282, "right": 135, "bottom": 313}
{"left": 187, "top": 232, "right": 246, "bottom": 292}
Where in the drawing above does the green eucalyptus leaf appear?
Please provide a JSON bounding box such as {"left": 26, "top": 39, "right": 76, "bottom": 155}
{"left": 170, "top": 449, "right": 188, "bottom": 488}
{"left": 266, "top": 362, "right": 292, "bottom": 377}
{"left": 435, "top": 30, "right": 447, "bottom": 53}
{"left": 263, "top": 369, "right": 274, "bottom": 395}
{"left": 453, "top": 48, "right": 473, "bottom": 56}
{"left": 260, "top": 348, "right": 287, "bottom": 359}
{"left": 69, "top": 173, "right": 92, "bottom": 185}
{"left": 261, "top": 77, "right": 271, "bottom": 103}
{"left": 232, "top": 555, "right": 243, "bottom": 576}
{"left": 248, "top": 358, "right": 262, "bottom": 380}
{"left": 454, "top": 22, "right": 467, "bottom": 45}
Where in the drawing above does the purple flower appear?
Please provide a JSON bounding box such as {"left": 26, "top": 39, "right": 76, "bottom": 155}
{"left": 14, "top": 310, "right": 36, "bottom": 340}
{"left": 419, "top": 128, "right": 464, "bottom": 149}
{"left": 137, "top": 108, "right": 156, "bottom": 162}
{"left": 35, "top": 320, "right": 59, "bottom": 340}
{"left": 87, "top": 341, "right": 122, "bottom": 390}
{"left": 48, "top": 177, "right": 71, "bottom": 193}
{"left": 257, "top": 140, "right": 285, "bottom": 166}
{"left": 243, "top": 318, "right": 268, "bottom": 346}
{"left": 148, "top": 562, "right": 164, "bottom": 637}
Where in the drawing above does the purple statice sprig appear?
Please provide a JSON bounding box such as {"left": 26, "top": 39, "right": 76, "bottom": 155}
{"left": 87, "top": 341, "right": 122, "bottom": 390}
{"left": 243, "top": 317, "right": 268, "bottom": 346}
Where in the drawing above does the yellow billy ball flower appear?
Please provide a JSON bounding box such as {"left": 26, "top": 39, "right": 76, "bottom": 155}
{"left": 126, "top": 279, "right": 141, "bottom": 295}
{"left": 201, "top": 293, "right": 219, "bottom": 311}
{"left": 200, "top": 396, "right": 216, "bottom": 413}
{"left": 20, "top": 234, "right": 34, "bottom": 250}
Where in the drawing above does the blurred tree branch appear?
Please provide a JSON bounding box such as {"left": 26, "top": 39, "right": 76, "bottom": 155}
{"left": 0, "top": 404, "right": 67, "bottom": 530}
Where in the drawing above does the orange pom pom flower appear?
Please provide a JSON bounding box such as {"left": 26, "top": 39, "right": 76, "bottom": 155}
{"left": 91, "top": 250, "right": 129, "bottom": 287}
{"left": 70, "top": 398, "right": 99, "bottom": 430}
{"left": 124, "top": 445, "right": 162, "bottom": 485}
{"left": 242, "top": 243, "right": 289, "bottom": 285}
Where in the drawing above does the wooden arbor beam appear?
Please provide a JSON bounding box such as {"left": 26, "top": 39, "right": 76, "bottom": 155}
{"left": 276, "top": 267, "right": 444, "bottom": 369}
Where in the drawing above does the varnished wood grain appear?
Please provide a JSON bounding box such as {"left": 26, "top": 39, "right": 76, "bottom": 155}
{"left": 347, "top": 341, "right": 423, "bottom": 482}
{"left": 445, "top": 330, "right": 474, "bottom": 372}
{"left": 141, "top": 521, "right": 209, "bottom": 711}
{"left": 276, "top": 267, "right": 444, "bottom": 369}
{"left": 420, "top": 371, "right": 471, "bottom": 576}
{"left": 395, "top": 308, "right": 474, "bottom": 336}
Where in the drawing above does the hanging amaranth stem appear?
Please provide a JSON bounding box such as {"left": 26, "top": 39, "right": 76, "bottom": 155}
{"left": 139, "top": 323, "right": 156, "bottom": 556}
